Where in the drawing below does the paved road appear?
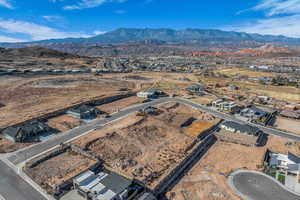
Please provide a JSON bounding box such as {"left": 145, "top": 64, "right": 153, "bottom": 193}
{"left": 7, "top": 97, "right": 300, "bottom": 165}
{"left": 229, "top": 170, "right": 300, "bottom": 200}
{"left": 2, "top": 97, "right": 300, "bottom": 200}
{"left": 0, "top": 160, "right": 47, "bottom": 200}
{"left": 7, "top": 98, "right": 170, "bottom": 165}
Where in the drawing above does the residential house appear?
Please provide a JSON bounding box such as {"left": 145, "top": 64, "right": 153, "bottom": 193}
{"left": 259, "top": 77, "right": 273, "bottom": 85}
{"left": 220, "top": 121, "right": 261, "bottom": 136}
{"left": 140, "top": 106, "right": 159, "bottom": 115}
{"left": 258, "top": 66, "right": 270, "bottom": 71}
{"left": 228, "top": 84, "right": 239, "bottom": 90}
{"left": 67, "top": 105, "right": 102, "bottom": 119}
{"left": 256, "top": 96, "right": 271, "bottom": 104}
{"left": 146, "top": 89, "right": 165, "bottom": 97}
{"left": 212, "top": 99, "right": 241, "bottom": 113}
{"left": 270, "top": 152, "right": 300, "bottom": 170}
{"left": 286, "top": 164, "right": 300, "bottom": 192}
{"left": 137, "top": 89, "right": 164, "bottom": 99}
{"left": 137, "top": 91, "right": 156, "bottom": 99}
{"left": 249, "top": 65, "right": 270, "bottom": 71}
{"left": 269, "top": 152, "right": 300, "bottom": 193}
{"left": 240, "top": 106, "right": 268, "bottom": 120}
{"left": 219, "top": 121, "right": 267, "bottom": 146}
{"left": 2, "top": 120, "right": 52, "bottom": 142}
{"left": 73, "top": 169, "right": 132, "bottom": 200}
{"left": 186, "top": 84, "right": 205, "bottom": 95}
{"left": 240, "top": 105, "right": 276, "bottom": 125}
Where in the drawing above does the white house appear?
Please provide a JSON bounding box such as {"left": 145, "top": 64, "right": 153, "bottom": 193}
{"left": 73, "top": 169, "right": 132, "bottom": 200}
{"left": 270, "top": 152, "right": 300, "bottom": 170}
{"left": 269, "top": 152, "right": 300, "bottom": 193}
{"left": 137, "top": 89, "right": 163, "bottom": 99}
{"left": 137, "top": 91, "right": 156, "bottom": 98}
{"left": 212, "top": 99, "right": 240, "bottom": 112}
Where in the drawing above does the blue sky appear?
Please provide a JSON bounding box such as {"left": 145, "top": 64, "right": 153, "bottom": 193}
{"left": 0, "top": 0, "right": 300, "bottom": 42}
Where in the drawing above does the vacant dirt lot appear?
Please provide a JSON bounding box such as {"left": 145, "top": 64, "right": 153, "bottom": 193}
{"left": 0, "top": 137, "right": 33, "bottom": 153}
{"left": 168, "top": 135, "right": 300, "bottom": 200}
{"left": 185, "top": 120, "right": 218, "bottom": 137}
{"left": 97, "top": 96, "right": 144, "bottom": 114}
{"left": 169, "top": 141, "right": 258, "bottom": 200}
{"left": 275, "top": 116, "right": 300, "bottom": 135}
{"left": 216, "top": 130, "right": 258, "bottom": 146}
{"left": 72, "top": 103, "right": 217, "bottom": 189}
{"left": 266, "top": 135, "right": 300, "bottom": 155}
{"left": 190, "top": 96, "right": 217, "bottom": 105}
{"left": 47, "top": 114, "right": 82, "bottom": 132}
{"left": 25, "top": 148, "right": 96, "bottom": 194}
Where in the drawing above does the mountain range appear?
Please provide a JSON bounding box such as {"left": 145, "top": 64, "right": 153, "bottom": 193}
{"left": 1, "top": 28, "right": 300, "bottom": 56}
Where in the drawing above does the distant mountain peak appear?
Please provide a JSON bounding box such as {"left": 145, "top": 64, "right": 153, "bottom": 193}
{"left": 1, "top": 28, "right": 300, "bottom": 57}
{"left": 1, "top": 28, "right": 300, "bottom": 46}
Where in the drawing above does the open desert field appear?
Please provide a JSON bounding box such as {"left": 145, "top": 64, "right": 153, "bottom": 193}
{"left": 0, "top": 74, "right": 136, "bottom": 128}
{"left": 72, "top": 102, "right": 219, "bottom": 189}
{"left": 195, "top": 68, "right": 300, "bottom": 103}
{"left": 106, "top": 72, "right": 200, "bottom": 95}
{"left": 216, "top": 68, "right": 275, "bottom": 78}
{"left": 247, "top": 85, "right": 300, "bottom": 102}
{"left": 111, "top": 72, "right": 199, "bottom": 83}
{"left": 0, "top": 72, "right": 203, "bottom": 129}
{"left": 214, "top": 79, "right": 300, "bottom": 102}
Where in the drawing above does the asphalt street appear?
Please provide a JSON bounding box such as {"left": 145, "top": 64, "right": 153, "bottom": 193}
{"left": 7, "top": 97, "right": 168, "bottom": 165}
{"left": 0, "top": 160, "right": 47, "bottom": 200}
{"left": 2, "top": 97, "right": 300, "bottom": 200}
{"left": 7, "top": 97, "right": 300, "bottom": 165}
{"left": 230, "top": 171, "right": 300, "bottom": 200}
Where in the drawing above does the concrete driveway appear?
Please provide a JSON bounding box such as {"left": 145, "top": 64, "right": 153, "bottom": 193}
{"left": 228, "top": 170, "right": 300, "bottom": 200}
